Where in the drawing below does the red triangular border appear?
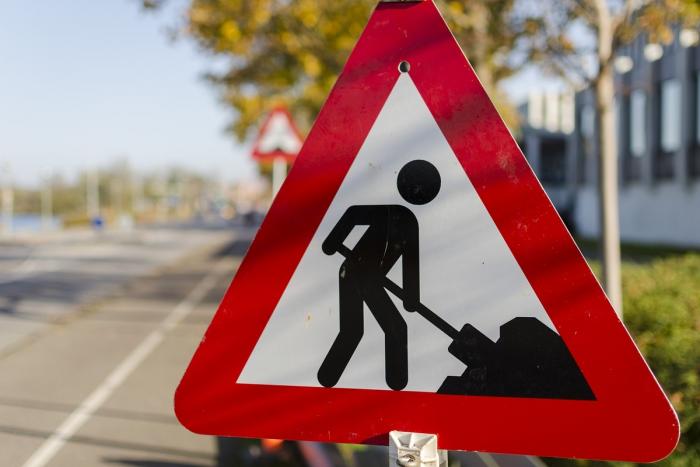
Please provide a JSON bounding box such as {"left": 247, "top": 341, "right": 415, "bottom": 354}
{"left": 176, "top": 1, "right": 678, "bottom": 461}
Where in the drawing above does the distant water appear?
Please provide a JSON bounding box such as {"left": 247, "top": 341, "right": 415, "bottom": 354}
{"left": 2, "top": 214, "right": 62, "bottom": 233}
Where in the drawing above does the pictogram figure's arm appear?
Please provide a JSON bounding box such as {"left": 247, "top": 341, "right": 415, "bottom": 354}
{"left": 322, "top": 206, "right": 371, "bottom": 255}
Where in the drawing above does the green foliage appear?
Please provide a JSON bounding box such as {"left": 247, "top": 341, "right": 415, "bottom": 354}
{"left": 548, "top": 254, "right": 700, "bottom": 467}
{"left": 13, "top": 188, "right": 40, "bottom": 214}
{"left": 182, "top": 0, "right": 527, "bottom": 139}
{"left": 622, "top": 255, "right": 700, "bottom": 466}
{"left": 517, "top": 0, "right": 700, "bottom": 87}
{"left": 10, "top": 161, "right": 222, "bottom": 224}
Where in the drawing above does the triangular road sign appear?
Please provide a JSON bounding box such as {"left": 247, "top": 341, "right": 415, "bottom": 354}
{"left": 250, "top": 106, "right": 303, "bottom": 162}
{"left": 176, "top": 0, "right": 678, "bottom": 461}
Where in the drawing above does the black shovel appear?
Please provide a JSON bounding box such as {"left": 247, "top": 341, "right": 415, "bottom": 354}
{"left": 334, "top": 244, "right": 595, "bottom": 400}
{"left": 337, "top": 244, "right": 461, "bottom": 341}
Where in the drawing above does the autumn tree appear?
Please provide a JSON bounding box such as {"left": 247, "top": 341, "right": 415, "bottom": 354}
{"left": 145, "top": 0, "right": 529, "bottom": 139}
{"left": 518, "top": 0, "right": 699, "bottom": 315}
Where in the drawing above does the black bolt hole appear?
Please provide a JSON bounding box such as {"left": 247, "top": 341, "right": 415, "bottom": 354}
{"left": 398, "top": 60, "right": 410, "bottom": 73}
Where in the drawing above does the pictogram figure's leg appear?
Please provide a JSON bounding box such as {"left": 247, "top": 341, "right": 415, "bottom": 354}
{"left": 317, "top": 263, "right": 364, "bottom": 388}
{"left": 364, "top": 286, "right": 408, "bottom": 390}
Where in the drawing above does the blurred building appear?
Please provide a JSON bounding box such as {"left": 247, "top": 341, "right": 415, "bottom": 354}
{"left": 519, "top": 91, "right": 577, "bottom": 231}
{"left": 520, "top": 28, "right": 700, "bottom": 247}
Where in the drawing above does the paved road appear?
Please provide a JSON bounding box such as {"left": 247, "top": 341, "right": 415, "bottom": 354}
{"left": 0, "top": 226, "right": 231, "bottom": 356}
{"left": 0, "top": 224, "right": 545, "bottom": 467}
{"left": 0, "top": 226, "right": 247, "bottom": 467}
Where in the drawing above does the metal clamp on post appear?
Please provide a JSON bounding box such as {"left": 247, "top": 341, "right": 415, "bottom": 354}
{"left": 389, "top": 431, "right": 448, "bottom": 466}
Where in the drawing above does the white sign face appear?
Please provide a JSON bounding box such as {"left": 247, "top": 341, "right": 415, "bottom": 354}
{"left": 239, "top": 74, "right": 555, "bottom": 393}
{"left": 257, "top": 111, "right": 303, "bottom": 155}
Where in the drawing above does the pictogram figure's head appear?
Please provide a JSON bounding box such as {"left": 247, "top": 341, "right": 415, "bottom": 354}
{"left": 397, "top": 159, "right": 441, "bottom": 205}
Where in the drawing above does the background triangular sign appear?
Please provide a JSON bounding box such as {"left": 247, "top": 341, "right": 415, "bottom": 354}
{"left": 251, "top": 107, "right": 303, "bottom": 162}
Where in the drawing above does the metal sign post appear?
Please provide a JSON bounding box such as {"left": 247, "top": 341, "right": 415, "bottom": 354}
{"left": 271, "top": 157, "right": 286, "bottom": 197}
{"left": 389, "top": 431, "right": 447, "bottom": 466}
{"left": 250, "top": 107, "right": 303, "bottom": 197}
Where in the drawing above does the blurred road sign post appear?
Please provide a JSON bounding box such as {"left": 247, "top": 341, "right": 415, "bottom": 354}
{"left": 271, "top": 157, "right": 287, "bottom": 197}
{"left": 86, "top": 168, "right": 100, "bottom": 218}
{"left": 250, "top": 107, "right": 304, "bottom": 197}
{"left": 176, "top": 0, "right": 679, "bottom": 462}
{"left": 41, "top": 173, "right": 53, "bottom": 231}
{"left": 1, "top": 163, "right": 13, "bottom": 236}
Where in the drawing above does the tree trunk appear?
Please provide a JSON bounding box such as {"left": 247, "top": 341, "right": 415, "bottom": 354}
{"left": 472, "top": 3, "right": 493, "bottom": 92}
{"left": 595, "top": 9, "right": 623, "bottom": 317}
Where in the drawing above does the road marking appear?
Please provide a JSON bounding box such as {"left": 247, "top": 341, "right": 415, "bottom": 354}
{"left": 0, "top": 248, "right": 43, "bottom": 284}
{"left": 21, "top": 256, "right": 232, "bottom": 467}
{"left": 476, "top": 452, "right": 546, "bottom": 467}
{"left": 477, "top": 452, "right": 500, "bottom": 467}
{"left": 527, "top": 455, "right": 548, "bottom": 467}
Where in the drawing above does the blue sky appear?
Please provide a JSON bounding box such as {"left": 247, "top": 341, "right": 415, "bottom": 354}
{"left": 1, "top": 1, "right": 555, "bottom": 188}
{"left": 1, "top": 0, "right": 256, "bottom": 187}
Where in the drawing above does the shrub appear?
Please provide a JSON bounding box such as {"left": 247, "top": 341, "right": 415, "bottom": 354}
{"left": 547, "top": 254, "right": 700, "bottom": 467}
{"left": 622, "top": 254, "right": 700, "bottom": 466}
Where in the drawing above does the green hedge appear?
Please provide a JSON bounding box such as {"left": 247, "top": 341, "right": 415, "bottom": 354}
{"left": 623, "top": 254, "right": 700, "bottom": 466}
{"left": 549, "top": 254, "right": 700, "bottom": 467}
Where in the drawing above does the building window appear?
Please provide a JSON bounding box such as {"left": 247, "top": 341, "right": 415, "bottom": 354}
{"left": 630, "top": 90, "right": 647, "bottom": 157}
{"left": 540, "top": 139, "right": 567, "bottom": 186}
{"left": 614, "top": 97, "right": 622, "bottom": 142}
{"left": 696, "top": 74, "right": 700, "bottom": 146}
{"left": 578, "top": 104, "right": 595, "bottom": 184}
{"left": 660, "top": 79, "right": 681, "bottom": 152}
{"left": 624, "top": 90, "right": 646, "bottom": 182}
{"left": 581, "top": 105, "right": 595, "bottom": 140}
{"left": 693, "top": 74, "right": 700, "bottom": 177}
{"left": 656, "top": 78, "right": 681, "bottom": 179}
{"left": 614, "top": 96, "right": 625, "bottom": 161}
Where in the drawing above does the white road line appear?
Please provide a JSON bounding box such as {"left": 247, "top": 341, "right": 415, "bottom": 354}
{"left": 476, "top": 452, "right": 547, "bottom": 467}
{"left": 21, "top": 256, "right": 232, "bottom": 467}
{"left": 0, "top": 250, "right": 42, "bottom": 284}
{"left": 527, "top": 455, "right": 548, "bottom": 467}
{"left": 477, "top": 452, "right": 501, "bottom": 467}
